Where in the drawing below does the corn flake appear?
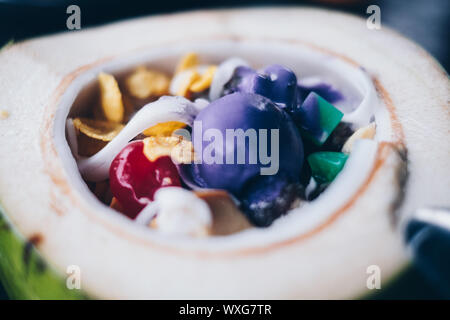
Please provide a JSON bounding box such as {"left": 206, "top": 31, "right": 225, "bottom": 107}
{"left": 175, "top": 52, "right": 198, "bottom": 74}
{"left": 98, "top": 72, "right": 124, "bottom": 123}
{"left": 126, "top": 66, "right": 170, "bottom": 99}
{"left": 143, "top": 121, "right": 186, "bottom": 137}
{"left": 143, "top": 136, "right": 194, "bottom": 164}
{"left": 190, "top": 65, "right": 217, "bottom": 93}
{"left": 73, "top": 117, "right": 124, "bottom": 141}
{"left": 176, "top": 70, "right": 201, "bottom": 97}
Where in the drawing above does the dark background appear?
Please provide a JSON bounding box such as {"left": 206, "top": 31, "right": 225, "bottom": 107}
{"left": 0, "top": 0, "right": 448, "bottom": 299}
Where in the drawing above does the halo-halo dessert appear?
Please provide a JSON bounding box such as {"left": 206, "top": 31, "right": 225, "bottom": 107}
{"left": 0, "top": 8, "right": 448, "bottom": 299}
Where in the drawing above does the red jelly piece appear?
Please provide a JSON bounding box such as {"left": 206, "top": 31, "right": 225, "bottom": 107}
{"left": 109, "top": 140, "right": 181, "bottom": 219}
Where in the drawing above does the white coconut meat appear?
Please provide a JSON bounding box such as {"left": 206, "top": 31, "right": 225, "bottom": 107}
{"left": 0, "top": 8, "right": 448, "bottom": 300}
{"left": 139, "top": 187, "right": 213, "bottom": 237}
{"left": 65, "top": 118, "right": 79, "bottom": 158}
{"left": 209, "top": 57, "right": 249, "bottom": 100}
{"left": 77, "top": 96, "right": 198, "bottom": 181}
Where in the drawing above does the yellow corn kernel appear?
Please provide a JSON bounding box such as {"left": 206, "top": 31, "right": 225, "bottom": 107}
{"left": 98, "top": 72, "right": 124, "bottom": 123}
{"left": 175, "top": 52, "right": 198, "bottom": 74}
{"left": 190, "top": 65, "right": 217, "bottom": 93}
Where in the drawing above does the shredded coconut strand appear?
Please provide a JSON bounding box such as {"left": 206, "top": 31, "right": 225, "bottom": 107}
{"left": 209, "top": 57, "right": 249, "bottom": 101}
{"left": 77, "top": 96, "right": 199, "bottom": 182}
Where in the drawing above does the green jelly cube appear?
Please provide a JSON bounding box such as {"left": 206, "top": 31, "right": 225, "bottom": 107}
{"left": 300, "top": 92, "right": 344, "bottom": 146}
{"left": 307, "top": 151, "right": 349, "bottom": 183}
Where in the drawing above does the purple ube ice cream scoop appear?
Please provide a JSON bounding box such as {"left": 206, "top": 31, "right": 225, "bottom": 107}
{"left": 184, "top": 92, "right": 304, "bottom": 226}
{"left": 224, "top": 64, "right": 299, "bottom": 112}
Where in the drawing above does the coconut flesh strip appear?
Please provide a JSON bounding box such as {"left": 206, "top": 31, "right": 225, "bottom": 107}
{"left": 77, "top": 96, "right": 198, "bottom": 182}
{"left": 192, "top": 98, "right": 209, "bottom": 111}
{"left": 65, "top": 118, "right": 79, "bottom": 159}
{"left": 209, "top": 57, "right": 249, "bottom": 101}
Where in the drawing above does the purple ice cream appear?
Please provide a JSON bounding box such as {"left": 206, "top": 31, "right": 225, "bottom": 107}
{"left": 224, "top": 64, "right": 299, "bottom": 112}
{"left": 183, "top": 92, "right": 304, "bottom": 226}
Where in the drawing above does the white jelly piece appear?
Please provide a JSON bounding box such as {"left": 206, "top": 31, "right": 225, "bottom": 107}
{"left": 149, "top": 187, "right": 212, "bottom": 237}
